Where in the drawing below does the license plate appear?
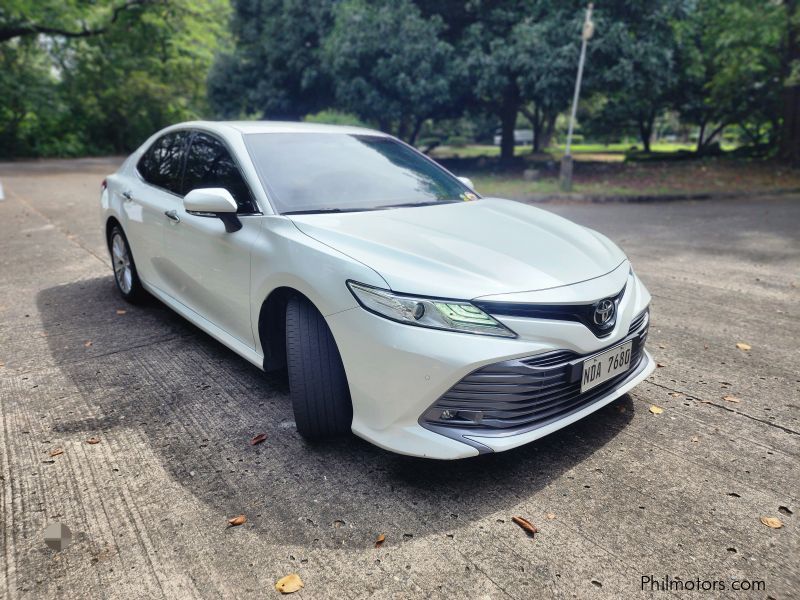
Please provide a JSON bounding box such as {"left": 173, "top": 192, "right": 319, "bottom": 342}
{"left": 580, "top": 341, "right": 633, "bottom": 393}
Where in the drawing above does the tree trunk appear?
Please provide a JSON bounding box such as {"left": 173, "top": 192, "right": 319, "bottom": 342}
{"left": 696, "top": 120, "right": 707, "bottom": 154}
{"left": 540, "top": 112, "right": 557, "bottom": 152}
{"left": 639, "top": 117, "right": 653, "bottom": 153}
{"left": 499, "top": 91, "right": 519, "bottom": 161}
{"left": 408, "top": 117, "right": 424, "bottom": 146}
{"left": 779, "top": 0, "right": 800, "bottom": 163}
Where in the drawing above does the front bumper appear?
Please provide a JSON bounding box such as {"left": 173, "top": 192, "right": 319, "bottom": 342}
{"left": 326, "top": 272, "right": 654, "bottom": 459}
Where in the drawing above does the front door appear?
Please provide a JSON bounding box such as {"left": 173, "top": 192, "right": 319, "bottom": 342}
{"left": 160, "top": 131, "right": 261, "bottom": 348}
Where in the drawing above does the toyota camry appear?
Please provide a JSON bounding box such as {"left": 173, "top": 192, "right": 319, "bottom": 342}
{"left": 100, "top": 121, "right": 654, "bottom": 459}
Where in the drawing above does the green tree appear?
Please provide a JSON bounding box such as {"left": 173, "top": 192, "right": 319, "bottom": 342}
{"left": 322, "top": 0, "right": 455, "bottom": 143}
{"left": 675, "top": 0, "right": 785, "bottom": 153}
{"left": 0, "top": 0, "right": 159, "bottom": 43}
{"left": 208, "top": 0, "right": 334, "bottom": 119}
{"left": 778, "top": 0, "right": 800, "bottom": 162}
{"left": 586, "top": 1, "right": 685, "bottom": 152}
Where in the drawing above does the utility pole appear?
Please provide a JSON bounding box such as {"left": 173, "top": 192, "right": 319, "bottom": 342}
{"left": 560, "top": 3, "right": 594, "bottom": 192}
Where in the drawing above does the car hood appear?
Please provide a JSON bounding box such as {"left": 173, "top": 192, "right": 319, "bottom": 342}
{"left": 288, "top": 198, "right": 627, "bottom": 298}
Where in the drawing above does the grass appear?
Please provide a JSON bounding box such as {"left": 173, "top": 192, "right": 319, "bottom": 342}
{"left": 430, "top": 141, "right": 738, "bottom": 162}
{"left": 465, "top": 159, "right": 800, "bottom": 199}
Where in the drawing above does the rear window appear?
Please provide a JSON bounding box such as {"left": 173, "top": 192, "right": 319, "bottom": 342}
{"left": 136, "top": 131, "right": 191, "bottom": 194}
{"left": 244, "top": 133, "right": 473, "bottom": 214}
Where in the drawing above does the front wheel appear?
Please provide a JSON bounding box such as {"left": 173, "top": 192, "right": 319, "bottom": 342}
{"left": 285, "top": 296, "right": 353, "bottom": 439}
{"left": 109, "top": 225, "right": 146, "bottom": 303}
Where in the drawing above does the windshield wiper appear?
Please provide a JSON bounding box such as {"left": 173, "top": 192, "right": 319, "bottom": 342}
{"left": 282, "top": 207, "right": 377, "bottom": 215}
{"left": 374, "top": 201, "right": 459, "bottom": 210}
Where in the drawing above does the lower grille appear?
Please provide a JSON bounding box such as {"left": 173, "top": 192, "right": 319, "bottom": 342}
{"left": 421, "top": 316, "right": 649, "bottom": 438}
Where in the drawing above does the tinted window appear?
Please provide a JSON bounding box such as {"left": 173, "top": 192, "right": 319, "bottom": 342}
{"left": 137, "top": 131, "right": 190, "bottom": 194}
{"left": 243, "top": 133, "right": 473, "bottom": 214}
{"left": 182, "top": 133, "right": 257, "bottom": 213}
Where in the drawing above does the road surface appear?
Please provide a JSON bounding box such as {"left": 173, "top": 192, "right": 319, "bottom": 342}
{"left": 0, "top": 158, "right": 797, "bottom": 599}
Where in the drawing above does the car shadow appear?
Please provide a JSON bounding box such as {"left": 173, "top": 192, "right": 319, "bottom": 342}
{"left": 36, "top": 276, "right": 635, "bottom": 549}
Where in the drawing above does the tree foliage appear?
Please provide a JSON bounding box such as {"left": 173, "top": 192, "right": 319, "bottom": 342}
{"left": 0, "top": 0, "right": 228, "bottom": 157}
{"left": 322, "top": 0, "right": 454, "bottom": 144}
{"left": 1, "top": 0, "right": 795, "bottom": 160}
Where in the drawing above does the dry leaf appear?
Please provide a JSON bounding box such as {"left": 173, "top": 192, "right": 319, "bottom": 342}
{"left": 722, "top": 395, "right": 741, "bottom": 403}
{"left": 656, "top": 363, "right": 666, "bottom": 368}
{"left": 250, "top": 433, "right": 267, "bottom": 446}
{"left": 275, "top": 573, "right": 304, "bottom": 594}
{"left": 649, "top": 405, "right": 664, "bottom": 415}
{"left": 760, "top": 516, "right": 783, "bottom": 529}
{"left": 49, "top": 448, "right": 64, "bottom": 457}
{"left": 116, "top": 309, "right": 127, "bottom": 315}
{"left": 546, "top": 513, "right": 556, "bottom": 520}
{"left": 84, "top": 341, "right": 93, "bottom": 348}
{"left": 691, "top": 436, "right": 700, "bottom": 443}
{"left": 512, "top": 516, "right": 539, "bottom": 537}
{"left": 227, "top": 515, "right": 247, "bottom": 527}
{"left": 736, "top": 342, "right": 751, "bottom": 351}
{"left": 86, "top": 437, "right": 101, "bottom": 445}
{"left": 375, "top": 533, "right": 386, "bottom": 548}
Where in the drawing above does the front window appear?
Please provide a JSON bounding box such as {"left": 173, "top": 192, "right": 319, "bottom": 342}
{"left": 243, "top": 133, "right": 475, "bottom": 214}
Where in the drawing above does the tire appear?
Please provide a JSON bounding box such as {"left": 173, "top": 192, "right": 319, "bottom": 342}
{"left": 285, "top": 296, "right": 353, "bottom": 439}
{"left": 109, "top": 225, "right": 146, "bottom": 303}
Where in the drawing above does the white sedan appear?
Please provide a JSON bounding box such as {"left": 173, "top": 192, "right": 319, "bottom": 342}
{"left": 100, "top": 121, "right": 654, "bottom": 459}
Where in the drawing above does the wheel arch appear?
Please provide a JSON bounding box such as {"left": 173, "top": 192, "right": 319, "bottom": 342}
{"left": 105, "top": 216, "right": 122, "bottom": 249}
{"left": 258, "top": 286, "right": 315, "bottom": 372}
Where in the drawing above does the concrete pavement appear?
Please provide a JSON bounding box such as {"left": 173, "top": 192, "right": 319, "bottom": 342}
{"left": 0, "top": 158, "right": 798, "bottom": 599}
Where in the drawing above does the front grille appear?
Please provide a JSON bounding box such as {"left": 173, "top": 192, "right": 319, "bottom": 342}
{"left": 421, "top": 311, "right": 649, "bottom": 438}
{"left": 473, "top": 284, "right": 626, "bottom": 338}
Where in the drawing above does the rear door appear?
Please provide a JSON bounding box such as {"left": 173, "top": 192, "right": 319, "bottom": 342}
{"left": 161, "top": 131, "right": 261, "bottom": 347}
{"left": 122, "top": 131, "right": 191, "bottom": 289}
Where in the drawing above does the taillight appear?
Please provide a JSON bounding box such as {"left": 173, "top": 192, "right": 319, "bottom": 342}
{"left": 101, "top": 178, "right": 107, "bottom": 191}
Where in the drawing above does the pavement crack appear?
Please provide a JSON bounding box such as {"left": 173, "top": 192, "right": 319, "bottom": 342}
{"left": 648, "top": 380, "right": 800, "bottom": 436}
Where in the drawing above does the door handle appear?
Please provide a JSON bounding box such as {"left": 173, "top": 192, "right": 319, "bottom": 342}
{"left": 164, "top": 210, "right": 181, "bottom": 223}
{"left": 122, "top": 191, "right": 133, "bottom": 200}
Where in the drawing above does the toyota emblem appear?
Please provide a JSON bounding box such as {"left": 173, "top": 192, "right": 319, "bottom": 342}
{"left": 593, "top": 299, "right": 615, "bottom": 327}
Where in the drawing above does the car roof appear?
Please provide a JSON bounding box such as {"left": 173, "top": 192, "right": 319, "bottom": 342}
{"left": 176, "top": 120, "right": 389, "bottom": 138}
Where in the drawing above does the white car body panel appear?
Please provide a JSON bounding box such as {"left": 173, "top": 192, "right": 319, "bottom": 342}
{"left": 101, "top": 120, "right": 655, "bottom": 459}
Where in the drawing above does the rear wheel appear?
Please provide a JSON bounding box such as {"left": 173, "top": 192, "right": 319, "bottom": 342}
{"left": 109, "top": 225, "right": 146, "bottom": 303}
{"left": 285, "top": 296, "right": 352, "bottom": 439}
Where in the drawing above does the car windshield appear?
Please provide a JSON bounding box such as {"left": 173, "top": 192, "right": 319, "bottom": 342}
{"left": 243, "top": 133, "right": 476, "bottom": 214}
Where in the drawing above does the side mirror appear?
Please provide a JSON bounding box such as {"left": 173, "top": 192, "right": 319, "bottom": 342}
{"left": 183, "top": 188, "right": 241, "bottom": 233}
{"left": 457, "top": 176, "right": 475, "bottom": 190}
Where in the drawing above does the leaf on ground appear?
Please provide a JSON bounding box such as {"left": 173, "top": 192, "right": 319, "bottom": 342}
{"left": 656, "top": 363, "right": 666, "bottom": 368}
{"left": 546, "top": 513, "right": 556, "bottom": 520}
{"left": 736, "top": 342, "right": 751, "bottom": 351}
{"left": 275, "top": 573, "right": 304, "bottom": 594}
{"left": 116, "top": 309, "right": 127, "bottom": 315}
{"left": 649, "top": 405, "right": 664, "bottom": 415}
{"left": 691, "top": 436, "right": 700, "bottom": 443}
{"left": 49, "top": 448, "right": 63, "bottom": 457}
{"left": 86, "top": 437, "right": 101, "bottom": 444}
{"left": 375, "top": 533, "right": 386, "bottom": 548}
{"left": 227, "top": 515, "right": 247, "bottom": 527}
{"left": 722, "top": 395, "right": 741, "bottom": 403}
{"left": 512, "top": 516, "right": 539, "bottom": 538}
{"left": 760, "top": 516, "right": 783, "bottom": 529}
{"left": 250, "top": 433, "right": 267, "bottom": 446}
{"left": 84, "top": 340, "right": 93, "bottom": 348}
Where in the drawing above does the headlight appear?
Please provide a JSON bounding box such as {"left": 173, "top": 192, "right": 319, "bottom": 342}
{"left": 347, "top": 281, "right": 516, "bottom": 338}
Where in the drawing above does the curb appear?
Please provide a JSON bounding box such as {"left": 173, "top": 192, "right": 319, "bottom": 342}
{"left": 517, "top": 187, "right": 800, "bottom": 204}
